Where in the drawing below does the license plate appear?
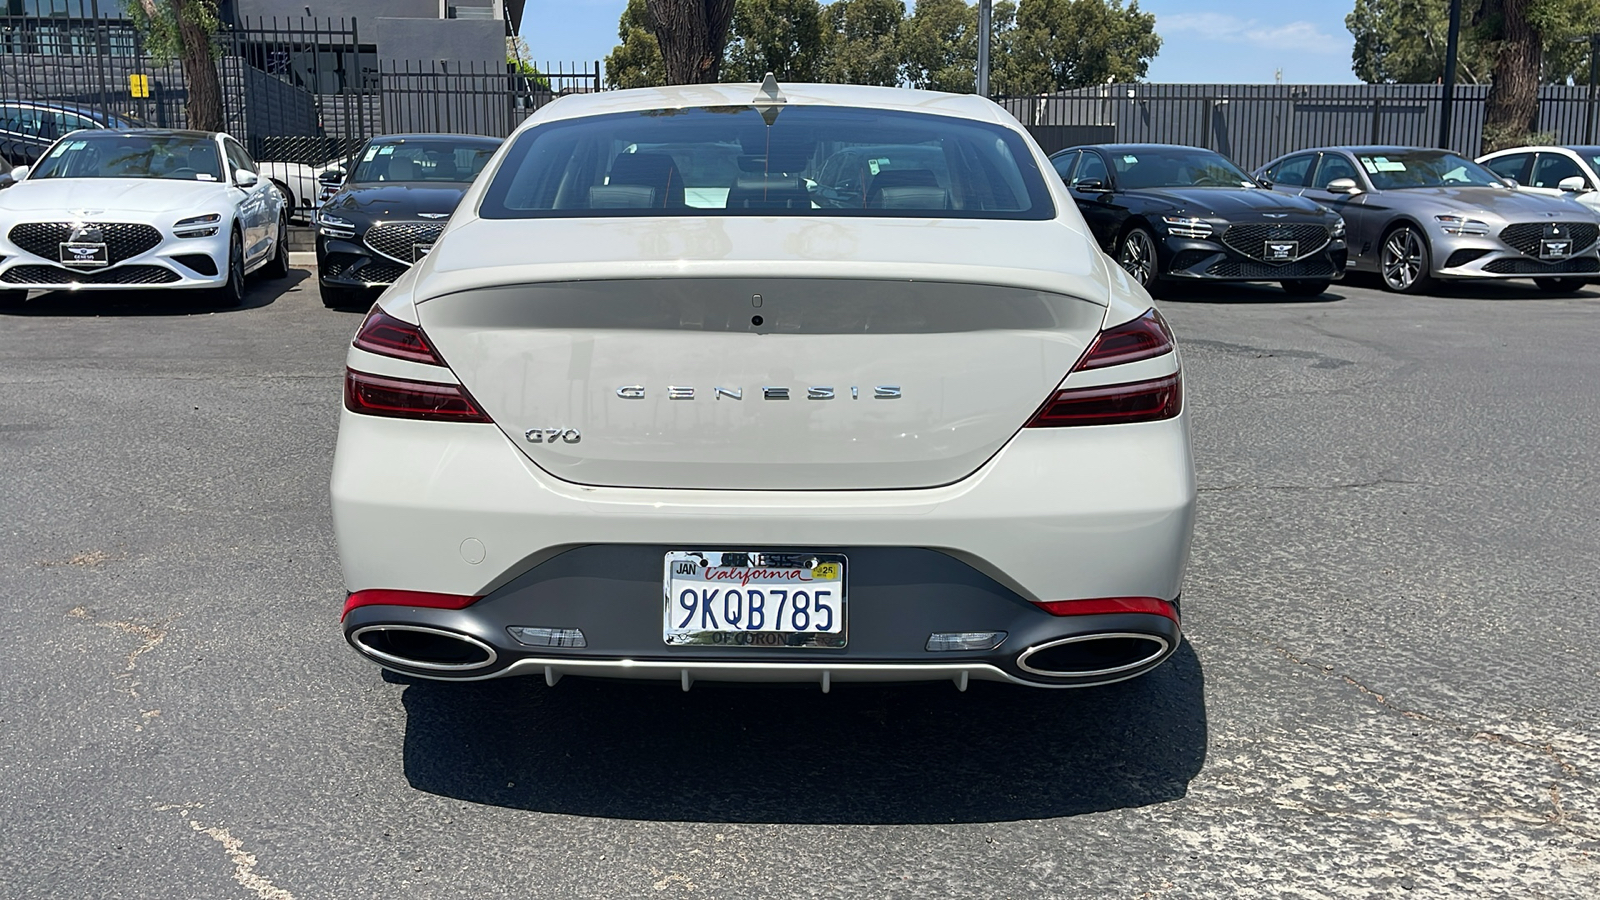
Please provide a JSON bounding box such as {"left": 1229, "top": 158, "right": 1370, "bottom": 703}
{"left": 1541, "top": 239, "right": 1572, "bottom": 259}
{"left": 1264, "top": 240, "right": 1298, "bottom": 262}
{"left": 663, "top": 551, "right": 846, "bottom": 648}
{"left": 59, "top": 242, "right": 108, "bottom": 267}
{"left": 412, "top": 243, "right": 433, "bottom": 262}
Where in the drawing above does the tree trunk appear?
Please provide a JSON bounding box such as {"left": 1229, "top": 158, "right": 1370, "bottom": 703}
{"left": 646, "top": 0, "right": 736, "bottom": 84}
{"left": 1481, "top": 0, "right": 1542, "bottom": 151}
{"left": 174, "top": 0, "right": 224, "bottom": 132}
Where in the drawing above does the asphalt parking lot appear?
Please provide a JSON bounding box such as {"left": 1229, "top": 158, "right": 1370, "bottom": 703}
{"left": 1, "top": 267, "right": 1597, "bottom": 899}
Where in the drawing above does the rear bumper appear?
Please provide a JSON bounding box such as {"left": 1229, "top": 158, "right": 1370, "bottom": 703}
{"left": 331, "top": 411, "right": 1196, "bottom": 687}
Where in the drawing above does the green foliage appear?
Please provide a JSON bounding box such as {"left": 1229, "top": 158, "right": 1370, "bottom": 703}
{"left": 606, "top": 0, "right": 667, "bottom": 89}
{"left": 126, "top": 0, "right": 221, "bottom": 62}
{"left": 724, "top": 0, "right": 828, "bottom": 81}
{"left": 899, "top": 0, "right": 979, "bottom": 92}
{"left": 821, "top": 0, "right": 905, "bottom": 86}
{"left": 1347, "top": 0, "right": 1600, "bottom": 85}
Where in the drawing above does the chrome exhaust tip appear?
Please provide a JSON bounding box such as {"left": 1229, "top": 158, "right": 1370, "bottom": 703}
{"left": 349, "top": 624, "right": 498, "bottom": 673}
{"left": 1015, "top": 632, "right": 1171, "bottom": 680}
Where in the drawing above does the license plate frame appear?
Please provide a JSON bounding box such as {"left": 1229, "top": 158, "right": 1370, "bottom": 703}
{"left": 1263, "top": 239, "right": 1299, "bottom": 262}
{"left": 662, "top": 550, "right": 847, "bottom": 648}
{"left": 59, "top": 242, "right": 109, "bottom": 267}
{"left": 1540, "top": 238, "right": 1572, "bottom": 260}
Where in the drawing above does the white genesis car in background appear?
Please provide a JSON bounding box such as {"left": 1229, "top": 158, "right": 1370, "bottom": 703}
{"left": 0, "top": 129, "right": 288, "bottom": 304}
{"left": 332, "top": 81, "right": 1196, "bottom": 690}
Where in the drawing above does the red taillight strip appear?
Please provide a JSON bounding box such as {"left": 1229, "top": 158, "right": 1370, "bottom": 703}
{"left": 352, "top": 308, "right": 445, "bottom": 365}
{"left": 344, "top": 369, "right": 493, "bottom": 423}
{"left": 343, "top": 589, "right": 480, "bottom": 620}
{"left": 1077, "top": 308, "right": 1175, "bottom": 370}
{"left": 1033, "top": 597, "right": 1178, "bottom": 622}
{"left": 1025, "top": 373, "right": 1181, "bottom": 428}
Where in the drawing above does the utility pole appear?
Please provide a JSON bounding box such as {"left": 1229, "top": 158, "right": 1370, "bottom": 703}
{"left": 976, "top": 0, "right": 991, "bottom": 97}
{"left": 1587, "top": 33, "right": 1600, "bottom": 144}
{"left": 1438, "top": 0, "right": 1462, "bottom": 149}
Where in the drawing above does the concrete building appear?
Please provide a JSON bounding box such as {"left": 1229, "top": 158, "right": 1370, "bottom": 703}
{"left": 222, "top": 1, "right": 525, "bottom": 69}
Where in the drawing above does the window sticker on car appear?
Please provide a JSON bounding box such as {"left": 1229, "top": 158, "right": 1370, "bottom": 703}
{"left": 378, "top": 146, "right": 395, "bottom": 156}
{"left": 867, "top": 158, "right": 882, "bottom": 175}
{"left": 1123, "top": 155, "right": 1138, "bottom": 164}
{"left": 195, "top": 173, "right": 216, "bottom": 181}
{"left": 363, "top": 146, "right": 380, "bottom": 162}
{"left": 1360, "top": 157, "right": 1379, "bottom": 173}
{"left": 1370, "top": 157, "right": 1406, "bottom": 172}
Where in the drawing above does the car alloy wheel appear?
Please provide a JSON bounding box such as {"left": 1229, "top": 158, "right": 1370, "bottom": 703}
{"left": 266, "top": 213, "right": 290, "bottom": 279}
{"left": 1117, "top": 227, "right": 1158, "bottom": 288}
{"left": 1380, "top": 225, "right": 1431, "bottom": 293}
{"left": 208, "top": 228, "right": 246, "bottom": 307}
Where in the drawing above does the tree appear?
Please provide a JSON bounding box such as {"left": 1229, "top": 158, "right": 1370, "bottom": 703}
{"left": 646, "top": 0, "right": 738, "bottom": 84}
{"left": 1476, "top": 0, "right": 1600, "bottom": 148}
{"left": 606, "top": 0, "right": 666, "bottom": 89}
{"left": 821, "top": 0, "right": 905, "bottom": 86}
{"left": 899, "top": 0, "right": 979, "bottom": 92}
{"left": 129, "top": 0, "right": 224, "bottom": 132}
{"left": 724, "top": 0, "right": 828, "bottom": 82}
{"left": 1000, "top": 0, "right": 1160, "bottom": 94}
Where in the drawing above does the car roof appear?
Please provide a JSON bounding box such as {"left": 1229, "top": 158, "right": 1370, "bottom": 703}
{"left": 521, "top": 82, "right": 1009, "bottom": 128}
{"left": 77, "top": 128, "right": 221, "bottom": 139}
{"left": 1068, "top": 143, "right": 1208, "bottom": 153}
{"left": 370, "top": 133, "right": 503, "bottom": 145}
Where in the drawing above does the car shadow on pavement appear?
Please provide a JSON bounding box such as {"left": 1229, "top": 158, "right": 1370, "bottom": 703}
{"left": 1159, "top": 282, "right": 1350, "bottom": 304}
{"left": 397, "top": 640, "right": 1207, "bottom": 824}
{"left": 0, "top": 269, "right": 307, "bottom": 316}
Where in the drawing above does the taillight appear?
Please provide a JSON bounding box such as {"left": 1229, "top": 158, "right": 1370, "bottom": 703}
{"left": 352, "top": 308, "right": 445, "bottom": 365}
{"left": 1025, "top": 308, "right": 1182, "bottom": 428}
{"left": 1077, "top": 308, "right": 1174, "bottom": 369}
{"left": 342, "top": 589, "right": 480, "bottom": 619}
{"left": 344, "top": 369, "right": 492, "bottom": 423}
{"left": 1033, "top": 597, "right": 1179, "bottom": 622}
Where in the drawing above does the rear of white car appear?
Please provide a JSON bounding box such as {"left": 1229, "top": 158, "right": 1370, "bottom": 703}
{"left": 332, "top": 83, "right": 1196, "bottom": 690}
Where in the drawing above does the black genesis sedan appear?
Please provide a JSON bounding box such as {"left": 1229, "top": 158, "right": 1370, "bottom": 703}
{"left": 314, "top": 133, "right": 501, "bottom": 308}
{"left": 1050, "top": 143, "right": 1348, "bottom": 296}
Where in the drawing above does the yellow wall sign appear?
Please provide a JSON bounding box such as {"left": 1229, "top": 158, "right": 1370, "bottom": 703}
{"left": 128, "top": 74, "right": 150, "bottom": 98}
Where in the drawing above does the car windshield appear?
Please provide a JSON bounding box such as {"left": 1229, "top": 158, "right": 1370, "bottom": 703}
{"left": 350, "top": 139, "right": 498, "bottom": 183}
{"left": 1568, "top": 146, "right": 1600, "bottom": 173}
{"left": 29, "top": 132, "right": 223, "bottom": 181}
{"left": 1108, "top": 147, "right": 1256, "bottom": 189}
{"left": 1355, "top": 151, "right": 1501, "bottom": 189}
{"left": 478, "top": 105, "right": 1053, "bottom": 219}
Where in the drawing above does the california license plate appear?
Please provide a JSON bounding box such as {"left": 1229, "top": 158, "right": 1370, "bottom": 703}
{"left": 663, "top": 551, "right": 846, "bottom": 648}
{"left": 59, "top": 242, "right": 108, "bottom": 267}
{"left": 1264, "top": 240, "right": 1298, "bottom": 262}
{"left": 1541, "top": 239, "right": 1572, "bottom": 259}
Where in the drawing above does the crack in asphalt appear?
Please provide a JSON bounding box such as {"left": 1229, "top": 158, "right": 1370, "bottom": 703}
{"left": 1197, "top": 477, "right": 1423, "bottom": 494}
{"left": 155, "top": 804, "right": 297, "bottom": 900}
{"left": 67, "top": 606, "right": 174, "bottom": 705}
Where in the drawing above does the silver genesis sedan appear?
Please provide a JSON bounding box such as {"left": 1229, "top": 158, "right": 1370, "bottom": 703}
{"left": 1255, "top": 146, "right": 1600, "bottom": 293}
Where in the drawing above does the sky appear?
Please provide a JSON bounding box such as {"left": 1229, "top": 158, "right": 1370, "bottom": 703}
{"left": 518, "top": 0, "right": 1363, "bottom": 86}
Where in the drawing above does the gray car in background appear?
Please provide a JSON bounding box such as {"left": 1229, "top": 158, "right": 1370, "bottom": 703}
{"left": 1255, "top": 146, "right": 1600, "bottom": 293}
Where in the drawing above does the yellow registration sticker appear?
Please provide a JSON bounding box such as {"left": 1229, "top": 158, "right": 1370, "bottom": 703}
{"left": 811, "top": 562, "right": 842, "bottom": 581}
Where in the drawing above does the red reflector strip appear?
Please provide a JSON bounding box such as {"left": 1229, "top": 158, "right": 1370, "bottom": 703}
{"left": 342, "top": 589, "right": 480, "bottom": 619}
{"left": 1026, "top": 373, "right": 1182, "bottom": 428}
{"left": 344, "top": 369, "right": 492, "bottom": 423}
{"left": 1033, "top": 597, "right": 1178, "bottom": 622}
{"left": 352, "top": 308, "right": 445, "bottom": 365}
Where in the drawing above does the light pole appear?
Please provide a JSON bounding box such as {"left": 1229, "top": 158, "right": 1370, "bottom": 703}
{"left": 1438, "top": 0, "right": 1462, "bottom": 149}
{"left": 977, "top": 0, "right": 991, "bottom": 97}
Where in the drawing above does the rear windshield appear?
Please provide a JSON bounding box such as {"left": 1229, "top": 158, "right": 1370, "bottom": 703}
{"left": 478, "top": 105, "right": 1054, "bottom": 219}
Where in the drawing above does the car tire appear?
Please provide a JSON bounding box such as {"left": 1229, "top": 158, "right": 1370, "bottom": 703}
{"left": 1281, "top": 279, "right": 1332, "bottom": 297}
{"left": 1534, "top": 277, "right": 1585, "bottom": 294}
{"left": 320, "top": 281, "right": 368, "bottom": 310}
{"left": 207, "top": 227, "right": 246, "bottom": 307}
{"left": 1115, "top": 226, "right": 1161, "bottom": 292}
{"left": 264, "top": 213, "right": 291, "bottom": 280}
{"left": 1378, "top": 224, "right": 1434, "bottom": 294}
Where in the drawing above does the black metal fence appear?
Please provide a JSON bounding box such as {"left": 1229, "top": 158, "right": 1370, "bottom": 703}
{"left": 999, "top": 83, "right": 1600, "bottom": 171}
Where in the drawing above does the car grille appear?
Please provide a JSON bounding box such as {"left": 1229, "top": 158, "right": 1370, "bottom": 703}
{"left": 1, "top": 264, "right": 181, "bottom": 285}
{"left": 1220, "top": 222, "right": 1330, "bottom": 262}
{"left": 1482, "top": 256, "right": 1600, "bottom": 275}
{"left": 1169, "top": 250, "right": 1217, "bottom": 271}
{"left": 355, "top": 261, "right": 409, "bottom": 284}
{"left": 1498, "top": 221, "right": 1599, "bottom": 256}
{"left": 1206, "top": 257, "right": 1338, "bottom": 279}
{"left": 8, "top": 222, "right": 163, "bottom": 264}
{"left": 363, "top": 222, "right": 445, "bottom": 264}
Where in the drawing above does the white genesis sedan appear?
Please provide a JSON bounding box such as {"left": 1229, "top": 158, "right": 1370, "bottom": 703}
{"left": 333, "top": 81, "right": 1196, "bottom": 690}
{"left": 0, "top": 129, "right": 288, "bottom": 304}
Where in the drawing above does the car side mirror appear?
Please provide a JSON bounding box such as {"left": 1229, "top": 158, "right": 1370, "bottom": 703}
{"left": 234, "top": 170, "right": 259, "bottom": 188}
{"left": 1074, "top": 178, "right": 1107, "bottom": 192}
{"left": 1500, "top": 176, "right": 1519, "bottom": 188}
{"left": 7, "top": 165, "right": 29, "bottom": 183}
{"left": 1256, "top": 177, "right": 1274, "bottom": 188}
{"left": 319, "top": 167, "right": 345, "bottom": 186}
{"left": 1558, "top": 175, "right": 1588, "bottom": 193}
{"left": 1325, "top": 177, "right": 1362, "bottom": 195}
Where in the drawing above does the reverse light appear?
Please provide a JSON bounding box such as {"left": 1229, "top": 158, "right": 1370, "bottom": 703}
{"left": 345, "top": 369, "right": 492, "bottom": 423}
{"left": 926, "top": 631, "right": 1008, "bottom": 652}
{"left": 1033, "top": 597, "right": 1179, "bottom": 622}
{"left": 342, "top": 589, "right": 479, "bottom": 619}
{"left": 318, "top": 212, "right": 356, "bottom": 238}
{"left": 173, "top": 212, "right": 220, "bottom": 238}
{"left": 1160, "top": 215, "right": 1212, "bottom": 239}
{"left": 352, "top": 308, "right": 445, "bottom": 365}
{"left": 507, "top": 626, "right": 588, "bottom": 648}
{"left": 1435, "top": 214, "right": 1490, "bottom": 236}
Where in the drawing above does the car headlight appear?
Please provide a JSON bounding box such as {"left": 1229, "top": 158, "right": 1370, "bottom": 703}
{"left": 173, "top": 212, "right": 220, "bottom": 238}
{"left": 1160, "top": 215, "right": 1212, "bottom": 239}
{"left": 318, "top": 213, "right": 357, "bottom": 239}
{"left": 1329, "top": 217, "right": 1346, "bottom": 239}
{"left": 1434, "top": 214, "right": 1490, "bottom": 236}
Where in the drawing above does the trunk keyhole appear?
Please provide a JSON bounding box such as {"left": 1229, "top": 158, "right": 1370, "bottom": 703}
{"left": 751, "top": 315, "right": 764, "bottom": 326}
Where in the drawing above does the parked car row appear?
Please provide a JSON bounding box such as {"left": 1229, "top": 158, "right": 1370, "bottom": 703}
{"left": 1050, "top": 140, "right": 1600, "bottom": 297}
